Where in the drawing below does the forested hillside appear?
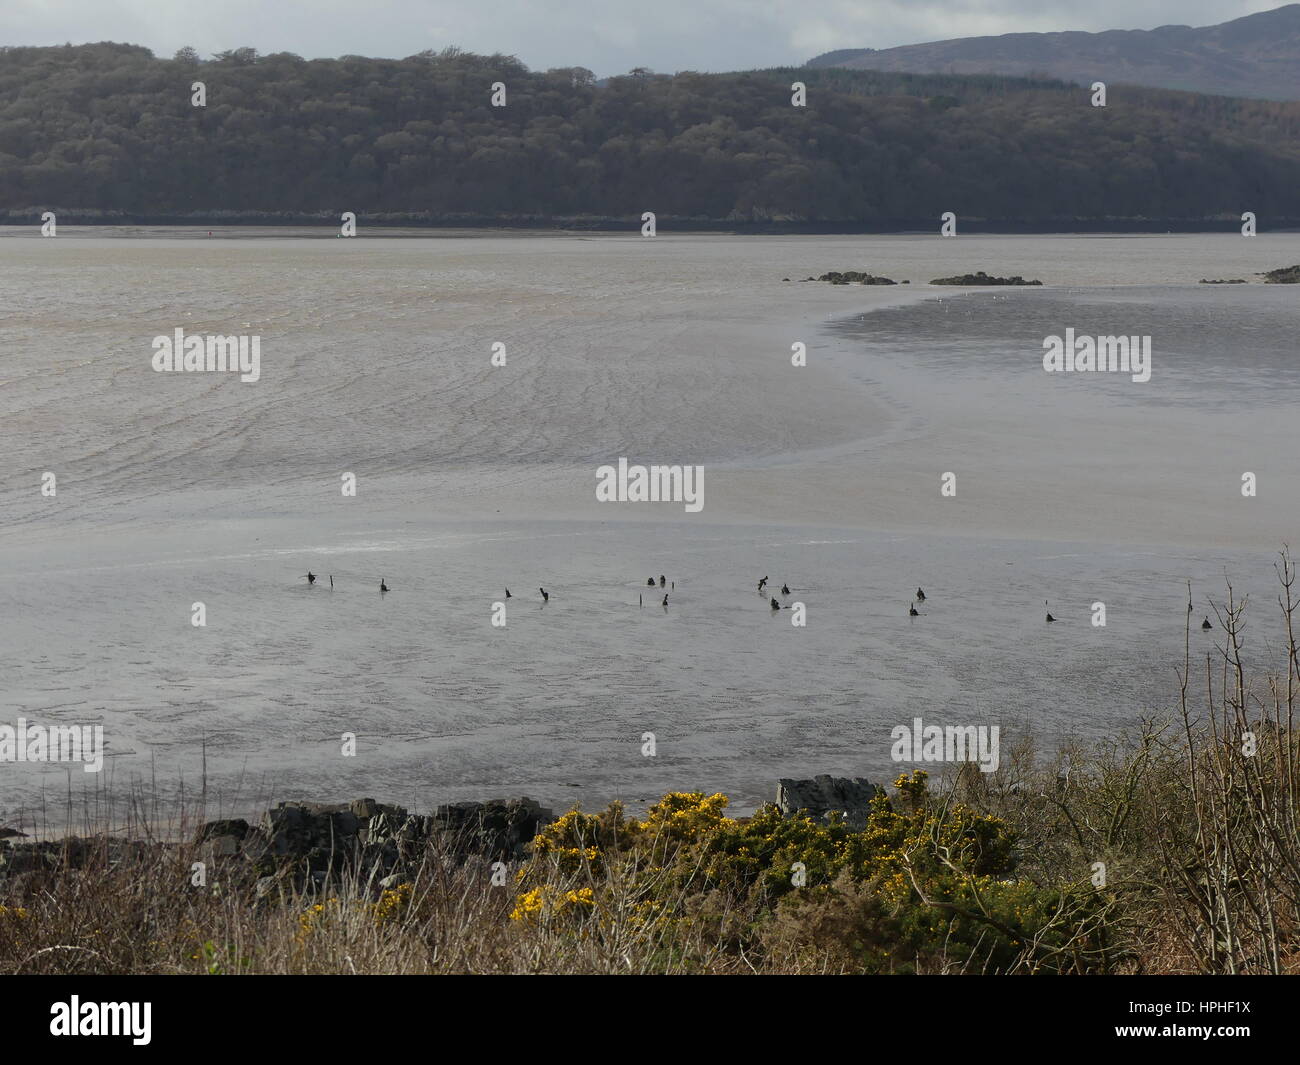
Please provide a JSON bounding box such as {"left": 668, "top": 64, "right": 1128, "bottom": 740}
{"left": 2, "top": 43, "right": 1299, "bottom": 226}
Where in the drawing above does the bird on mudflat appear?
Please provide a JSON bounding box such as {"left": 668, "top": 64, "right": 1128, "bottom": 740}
{"left": 1202, "top": 616, "right": 1213, "bottom": 630}
{"left": 540, "top": 587, "right": 549, "bottom": 602}
{"left": 916, "top": 588, "right": 926, "bottom": 602}
{"left": 909, "top": 603, "right": 919, "bottom": 617}
{"left": 1045, "top": 601, "right": 1055, "bottom": 623}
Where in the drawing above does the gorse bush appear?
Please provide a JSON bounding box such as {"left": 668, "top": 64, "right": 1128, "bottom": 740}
{"left": 515, "top": 774, "right": 1096, "bottom": 972}
{"left": 527, "top": 774, "right": 1016, "bottom": 897}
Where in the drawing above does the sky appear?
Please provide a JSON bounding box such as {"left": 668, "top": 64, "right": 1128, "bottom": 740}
{"left": 0, "top": 1, "right": 1286, "bottom": 76}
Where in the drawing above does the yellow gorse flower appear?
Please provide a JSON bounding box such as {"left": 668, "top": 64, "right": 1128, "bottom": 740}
{"left": 370, "top": 882, "right": 412, "bottom": 925}
{"left": 509, "top": 885, "right": 596, "bottom": 923}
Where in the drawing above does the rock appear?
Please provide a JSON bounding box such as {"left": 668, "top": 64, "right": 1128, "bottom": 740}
{"left": 816, "top": 270, "right": 896, "bottom": 285}
{"left": 258, "top": 802, "right": 363, "bottom": 858}
{"left": 194, "top": 819, "right": 249, "bottom": 845}
{"left": 326, "top": 810, "right": 361, "bottom": 837}
{"left": 268, "top": 830, "right": 295, "bottom": 856}
{"left": 205, "top": 835, "right": 239, "bottom": 858}
{"left": 1262, "top": 264, "right": 1300, "bottom": 284}
{"left": 262, "top": 803, "right": 305, "bottom": 835}
{"left": 0, "top": 844, "right": 49, "bottom": 876}
{"left": 0, "top": 836, "right": 163, "bottom": 881}
{"left": 350, "top": 797, "right": 379, "bottom": 819}
{"left": 431, "top": 798, "right": 554, "bottom": 860}
{"left": 1, "top": 796, "right": 558, "bottom": 889}
{"left": 928, "top": 271, "right": 1041, "bottom": 286}
{"left": 367, "top": 812, "right": 401, "bottom": 840}
{"left": 776, "top": 775, "right": 878, "bottom": 827}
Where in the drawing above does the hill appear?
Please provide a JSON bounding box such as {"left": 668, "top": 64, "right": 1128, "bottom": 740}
{"left": 806, "top": 4, "right": 1300, "bottom": 101}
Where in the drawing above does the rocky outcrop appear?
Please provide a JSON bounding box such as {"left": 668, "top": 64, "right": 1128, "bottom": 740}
{"left": 929, "top": 271, "right": 1041, "bottom": 286}
{"left": 231, "top": 797, "right": 555, "bottom": 879}
{"left": 816, "top": 270, "right": 897, "bottom": 285}
{"left": 1262, "top": 264, "right": 1300, "bottom": 284}
{"left": 0, "top": 796, "right": 554, "bottom": 896}
{"left": 194, "top": 818, "right": 250, "bottom": 843}
{"left": 776, "top": 775, "right": 879, "bottom": 827}
{"left": 0, "top": 837, "right": 159, "bottom": 884}
{"left": 432, "top": 799, "right": 554, "bottom": 861}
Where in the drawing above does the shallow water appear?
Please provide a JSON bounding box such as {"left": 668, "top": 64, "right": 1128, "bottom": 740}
{"left": 2, "top": 232, "right": 1298, "bottom": 827}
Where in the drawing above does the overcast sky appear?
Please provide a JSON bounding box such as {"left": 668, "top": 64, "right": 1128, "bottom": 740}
{"left": 0, "top": 1, "right": 1285, "bottom": 75}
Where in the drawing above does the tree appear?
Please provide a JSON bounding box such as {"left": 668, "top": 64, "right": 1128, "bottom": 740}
{"left": 212, "top": 47, "right": 258, "bottom": 65}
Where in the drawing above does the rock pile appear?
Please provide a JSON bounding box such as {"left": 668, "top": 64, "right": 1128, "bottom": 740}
{"left": 816, "top": 270, "right": 897, "bottom": 285}
{"left": 929, "top": 271, "right": 1041, "bottom": 286}
{"left": 202, "top": 797, "right": 555, "bottom": 886}
{"left": 775, "top": 775, "right": 879, "bottom": 828}
{"left": 1262, "top": 264, "right": 1300, "bottom": 283}
{"left": 0, "top": 797, "right": 554, "bottom": 895}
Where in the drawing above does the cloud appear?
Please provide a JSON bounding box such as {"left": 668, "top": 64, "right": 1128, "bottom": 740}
{"left": 0, "top": 0, "right": 1280, "bottom": 74}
